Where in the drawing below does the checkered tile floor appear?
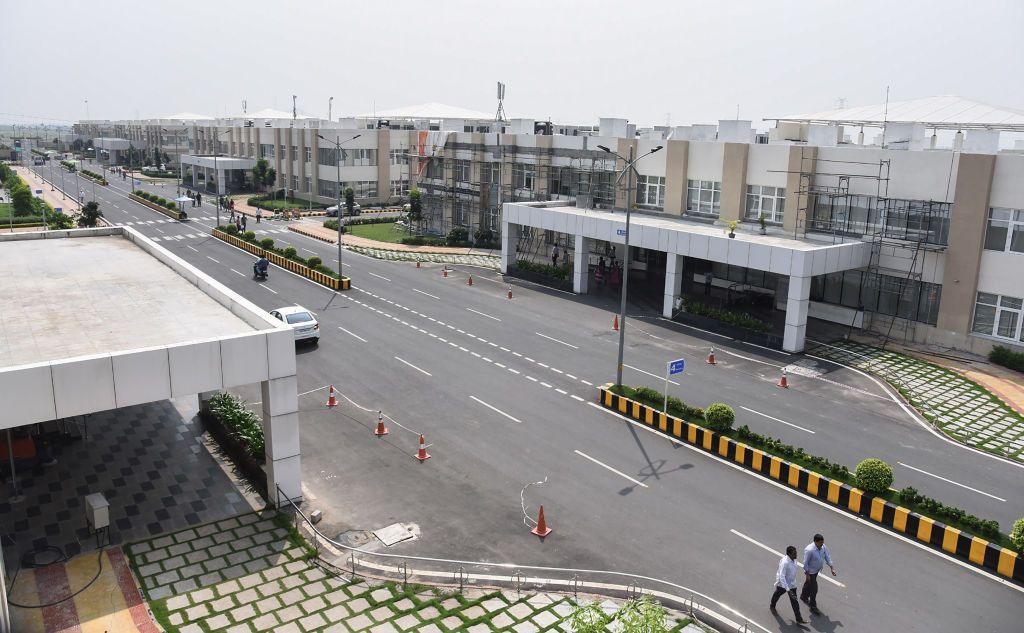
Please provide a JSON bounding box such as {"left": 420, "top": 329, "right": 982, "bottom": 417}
{"left": 0, "top": 398, "right": 252, "bottom": 572}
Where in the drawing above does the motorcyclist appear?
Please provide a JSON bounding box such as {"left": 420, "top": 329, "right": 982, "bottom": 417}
{"left": 254, "top": 256, "right": 269, "bottom": 278}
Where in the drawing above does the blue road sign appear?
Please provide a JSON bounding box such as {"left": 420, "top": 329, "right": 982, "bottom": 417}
{"left": 668, "top": 359, "right": 686, "bottom": 375}
{"left": 616, "top": 228, "right": 627, "bottom": 236}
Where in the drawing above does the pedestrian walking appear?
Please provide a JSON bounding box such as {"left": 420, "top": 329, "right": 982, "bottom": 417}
{"left": 551, "top": 244, "right": 560, "bottom": 267}
{"left": 610, "top": 262, "right": 622, "bottom": 291}
{"left": 235, "top": 217, "right": 242, "bottom": 232}
{"left": 704, "top": 270, "right": 713, "bottom": 296}
{"left": 597, "top": 256, "right": 606, "bottom": 282}
{"left": 241, "top": 214, "right": 247, "bottom": 231}
{"left": 800, "top": 534, "right": 837, "bottom": 615}
{"left": 770, "top": 546, "right": 808, "bottom": 624}
{"left": 256, "top": 208, "right": 262, "bottom": 224}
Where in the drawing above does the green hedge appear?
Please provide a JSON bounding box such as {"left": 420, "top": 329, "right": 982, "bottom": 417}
{"left": 515, "top": 259, "right": 571, "bottom": 281}
{"left": 247, "top": 194, "right": 328, "bottom": 211}
{"left": 682, "top": 298, "right": 770, "bottom": 333}
{"left": 401, "top": 235, "right": 447, "bottom": 247}
{"left": 60, "top": 160, "right": 76, "bottom": 172}
{"left": 989, "top": 345, "right": 1024, "bottom": 373}
{"left": 141, "top": 169, "right": 176, "bottom": 178}
{"left": 133, "top": 189, "right": 179, "bottom": 211}
{"left": 81, "top": 169, "right": 108, "bottom": 185}
{"left": 208, "top": 393, "right": 264, "bottom": 458}
{"left": 220, "top": 225, "right": 341, "bottom": 280}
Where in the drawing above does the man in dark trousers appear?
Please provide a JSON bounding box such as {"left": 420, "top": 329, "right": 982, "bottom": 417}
{"left": 771, "top": 546, "right": 807, "bottom": 624}
{"left": 801, "top": 534, "right": 837, "bottom": 615}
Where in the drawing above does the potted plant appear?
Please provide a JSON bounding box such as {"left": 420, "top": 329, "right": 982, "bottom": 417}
{"left": 758, "top": 212, "right": 767, "bottom": 235}
{"left": 725, "top": 219, "right": 739, "bottom": 238}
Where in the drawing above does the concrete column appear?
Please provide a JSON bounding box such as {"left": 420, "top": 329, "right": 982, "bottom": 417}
{"left": 782, "top": 275, "right": 812, "bottom": 353}
{"left": 376, "top": 129, "right": 390, "bottom": 204}
{"left": 663, "top": 254, "right": 684, "bottom": 318}
{"left": 500, "top": 221, "right": 521, "bottom": 274}
{"left": 663, "top": 140, "right": 689, "bottom": 216}
{"left": 719, "top": 142, "right": 749, "bottom": 223}
{"left": 260, "top": 375, "right": 302, "bottom": 504}
{"left": 198, "top": 390, "right": 217, "bottom": 418}
{"left": 573, "top": 234, "right": 591, "bottom": 294}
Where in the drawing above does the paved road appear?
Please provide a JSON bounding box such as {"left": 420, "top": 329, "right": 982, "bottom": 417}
{"left": 37, "top": 161, "right": 1024, "bottom": 632}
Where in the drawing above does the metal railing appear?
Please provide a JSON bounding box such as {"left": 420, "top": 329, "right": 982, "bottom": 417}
{"left": 275, "top": 486, "right": 767, "bottom": 633}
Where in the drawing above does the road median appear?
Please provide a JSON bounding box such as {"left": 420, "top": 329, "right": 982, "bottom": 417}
{"left": 212, "top": 227, "right": 350, "bottom": 290}
{"left": 597, "top": 384, "right": 1024, "bottom": 584}
{"left": 129, "top": 192, "right": 183, "bottom": 220}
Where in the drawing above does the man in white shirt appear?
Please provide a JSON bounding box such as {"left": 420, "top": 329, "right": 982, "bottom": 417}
{"left": 801, "top": 533, "right": 837, "bottom": 615}
{"left": 771, "top": 545, "right": 808, "bottom": 624}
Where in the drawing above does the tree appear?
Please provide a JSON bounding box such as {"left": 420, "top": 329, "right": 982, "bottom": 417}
{"left": 252, "top": 159, "right": 276, "bottom": 193}
{"left": 77, "top": 200, "right": 103, "bottom": 227}
{"left": 11, "top": 183, "right": 33, "bottom": 216}
{"left": 408, "top": 188, "right": 423, "bottom": 234}
{"left": 48, "top": 212, "right": 76, "bottom": 230}
{"left": 344, "top": 187, "right": 355, "bottom": 217}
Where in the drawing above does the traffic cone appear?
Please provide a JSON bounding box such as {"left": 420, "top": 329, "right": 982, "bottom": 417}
{"left": 374, "top": 410, "right": 389, "bottom": 436}
{"left": 531, "top": 505, "right": 552, "bottom": 537}
{"left": 467, "top": 275, "right": 474, "bottom": 286}
{"left": 442, "top": 265, "right": 448, "bottom": 278}
{"left": 507, "top": 285, "right": 513, "bottom": 300}
{"left": 326, "top": 385, "right": 338, "bottom": 407}
{"left": 612, "top": 315, "right": 619, "bottom": 331}
{"left": 415, "top": 435, "right": 431, "bottom": 461}
{"left": 706, "top": 347, "right": 716, "bottom": 365}
{"left": 778, "top": 368, "right": 789, "bottom": 389}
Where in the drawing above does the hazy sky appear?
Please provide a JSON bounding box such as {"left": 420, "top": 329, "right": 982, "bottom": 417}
{"left": 3, "top": 0, "right": 1022, "bottom": 129}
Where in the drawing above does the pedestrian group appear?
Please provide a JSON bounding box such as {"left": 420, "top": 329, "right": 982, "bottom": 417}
{"left": 770, "top": 533, "right": 838, "bottom": 625}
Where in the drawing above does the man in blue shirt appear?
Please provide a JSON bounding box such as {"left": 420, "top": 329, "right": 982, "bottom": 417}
{"left": 770, "top": 545, "right": 808, "bottom": 624}
{"left": 801, "top": 533, "right": 837, "bottom": 615}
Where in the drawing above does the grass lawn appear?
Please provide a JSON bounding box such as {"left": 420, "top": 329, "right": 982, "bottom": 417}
{"left": 0, "top": 202, "right": 45, "bottom": 224}
{"left": 348, "top": 221, "right": 412, "bottom": 244}
{"left": 250, "top": 195, "right": 328, "bottom": 210}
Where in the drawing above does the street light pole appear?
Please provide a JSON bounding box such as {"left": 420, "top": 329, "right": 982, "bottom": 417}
{"left": 598, "top": 144, "right": 663, "bottom": 386}
{"left": 212, "top": 129, "right": 232, "bottom": 228}
{"left": 317, "top": 133, "right": 361, "bottom": 281}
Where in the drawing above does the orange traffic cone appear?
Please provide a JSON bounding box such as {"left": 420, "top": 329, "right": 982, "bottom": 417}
{"left": 612, "top": 315, "right": 619, "bottom": 331}
{"left": 467, "top": 275, "right": 474, "bottom": 286}
{"left": 326, "top": 385, "right": 338, "bottom": 407}
{"left": 374, "top": 410, "right": 389, "bottom": 436}
{"left": 706, "top": 347, "right": 716, "bottom": 365}
{"left": 415, "top": 435, "right": 431, "bottom": 461}
{"left": 442, "top": 265, "right": 449, "bottom": 278}
{"left": 507, "top": 285, "right": 513, "bottom": 300}
{"left": 531, "top": 505, "right": 552, "bottom": 537}
{"left": 778, "top": 368, "right": 789, "bottom": 389}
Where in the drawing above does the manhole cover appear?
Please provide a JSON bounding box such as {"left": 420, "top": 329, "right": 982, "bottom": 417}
{"left": 334, "top": 530, "right": 375, "bottom": 548}
{"left": 373, "top": 523, "right": 418, "bottom": 547}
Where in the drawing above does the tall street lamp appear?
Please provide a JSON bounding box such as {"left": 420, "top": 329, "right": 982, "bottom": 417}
{"left": 597, "top": 143, "right": 663, "bottom": 387}
{"left": 317, "top": 132, "right": 361, "bottom": 281}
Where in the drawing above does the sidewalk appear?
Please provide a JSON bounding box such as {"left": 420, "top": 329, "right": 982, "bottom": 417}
{"left": 14, "top": 165, "right": 81, "bottom": 214}
{"left": 808, "top": 339, "right": 1024, "bottom": 461}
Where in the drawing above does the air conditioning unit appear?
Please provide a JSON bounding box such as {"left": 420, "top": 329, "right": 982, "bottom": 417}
{"left": 85, "top": 492, "right": 109, "bottom": 531}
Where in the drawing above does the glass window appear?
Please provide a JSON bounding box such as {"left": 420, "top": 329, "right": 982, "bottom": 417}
{"left": 745, "top": 185, "right": 786, "bottom": 223}
{"left": 972, "top": 292, "right": 1024, "bottom": 340}
{"left": 453, "top": 160, "right": 470, "bottom": 183}
{"left": 635, "top": 175, "right": 665, "bottom": 208}
{"left": 686, "top": 180, "right": 721, "bottom": 217}
{"left": 285, "top": 312, "right": 314, "bottom": 324}
{"left": 984, "top": 208, "right": 1011, "bottom": 251}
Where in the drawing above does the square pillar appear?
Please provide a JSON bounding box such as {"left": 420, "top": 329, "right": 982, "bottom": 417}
{"left": 198, "top": 390, "right": 217, "bottom": 418}
{"left": 783, "top": 275, "right": 811, "bottom": 352}
{"left": 663, "top": 254, "right": 684, "bottom": 317}
{"left": 260, "top": 375, "right": 302, "bottom": 505}
{"left": 501, "top": 221, "right": 521, "bottom": 274}
{"left": 573, "top": 234, "right": 591, "bottom": 294}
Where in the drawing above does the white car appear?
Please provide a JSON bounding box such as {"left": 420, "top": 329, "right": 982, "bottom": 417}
{"left": 270, "top": 306, "right": 319, "bottom": 344}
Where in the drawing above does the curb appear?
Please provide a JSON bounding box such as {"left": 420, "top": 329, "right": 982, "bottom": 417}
{"left": 287, "top": 223, "right": 335, "bottom": 244}
{"left": 597, "top": 385, "right": 1024, "bottom": 584}
{"left": 212, "top": 229, "right": 349, "bottom": 290}
{"left": 129, "top": 193, "right": 182, "bottom": 221}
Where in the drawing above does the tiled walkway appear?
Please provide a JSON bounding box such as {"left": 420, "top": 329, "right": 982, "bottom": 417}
{"left": 128, "top": 511, "right": 704, "bottom": 632}
{"left": 347, "top": 245, "right": 501, "bottom": 269}
{"left": 809, "top": 340, "right": 1024, "bottom": 461}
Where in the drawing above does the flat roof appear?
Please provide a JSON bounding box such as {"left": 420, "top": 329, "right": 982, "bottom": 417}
{"left": 0, "top": 234, "right": 256, "bottom": 367}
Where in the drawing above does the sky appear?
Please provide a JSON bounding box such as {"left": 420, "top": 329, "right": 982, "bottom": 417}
{"left": 2, "top": 0, "right": 1023, "bottom": 130}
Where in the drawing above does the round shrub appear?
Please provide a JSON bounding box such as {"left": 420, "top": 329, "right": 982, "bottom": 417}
{"left": 855, "top": 458, "right": 894, "bottom": 494}
{"left": 283, "top": 246, "right": 297, "bottom": 259}
{"left": 243, "top": 231, "right": 256, "bottom": 241}
{"left": 703, "top": 403, "right": 735, "bottom": 432}
{"left": 259, "top": 238, "right": 275, "bottom": 250}
{"left": 223, "top": 224, "right": 239, "bottom": 235}
{"left": 1011, "top": 518, "right": 1024, "bottom": 550}
{"left": 306, "top": 256, "right": 322, "bottom": 268}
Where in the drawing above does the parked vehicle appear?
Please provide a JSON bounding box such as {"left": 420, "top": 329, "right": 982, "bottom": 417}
{"left": 269, "top": 306, "right": 319, "bottom": 344}
{"left": 324, "top": 202, "right": 361, "bottom": 217}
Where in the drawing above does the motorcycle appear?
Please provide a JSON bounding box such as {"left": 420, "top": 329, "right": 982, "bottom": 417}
{"left": 253, "top": 259, "right": 269, "bottom": 280}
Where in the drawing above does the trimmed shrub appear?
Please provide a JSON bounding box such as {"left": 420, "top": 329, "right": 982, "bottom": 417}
{"left": 223, "top": 224, "right": 239, "bottom": 235}
{"left": 703, "top": 403, "right": 736, "bottom": 432}
{"left": 401, "top": 235, "right": 446, "bottom": 247}
{"left": 990, "top": 345, "right": 1024, "bottom": 373}
{"left": 283, "top": 246, "right": 297, "bottom": 259}
{"left": 446, "top": 227, "right": 469, "bottom": 245}
{"left": 259, "top": 238, "right": 275, "bottom": 250}
{"left": 682, "top": 298, "right": 770, "bottom": 333}
{"left": 855, "top": 458, "right": 894, "bottom": 494}
{"left": 323, "top": 219, "right": 340, "bottom": 231}
{"left": 515, "top": 259, "right": 571, "bottom": 281}
{"left": 242, "top": 231, "right": 256, "bottom": 241}
{"left": 208, "top": 392, "right": 264, "bottom": 458}
{"left": 306, "top": 256, "right": 322, "bottom": 268}
{"left": 1012, "top": 518, "right": 1024, "bottom": 550}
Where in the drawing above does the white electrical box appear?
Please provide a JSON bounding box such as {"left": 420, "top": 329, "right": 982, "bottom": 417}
{"left": 85, "top": 493, "right": 109, "bottom": 530}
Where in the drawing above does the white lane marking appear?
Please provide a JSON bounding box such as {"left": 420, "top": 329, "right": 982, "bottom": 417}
{"left": 526, "top": 376, "right": 538, "bottom": 382}
{"left": 466, "top": 307, "right": 502, "bottom": 321}
{"left": 207, "top": 256, "right": 220, "bottom": 264}
{"left": 587, "top": 402, "right": 1024, "bottom": 595}
{"left": 555, "top": 388, "right": 568, "bottom": 395}
{"left": 368, "top": 271, "right": 391, "bottom": 282}
{"left": 508, "top": 368, "right": 521, "bottom": 375}
{"left": 896, "top": 462, "right": 1007, "bottom": 502}
{"left": 186, "top": 245, "right": 199, "bottom": 252}
{"left": 571, "top": 394, "right": 586, "bottom": 402}
{"left": 540, "top": 382, "right": 553, "bottom": 389}
{"left": 155, "top": 227, "right": 164, "bottom": 233}
{"left": 535, "top": 332, "right": 578, "bottom": 349}
{"left": 624, "top": 363, "right": 680, "bottom": 386}
{"left": 469, "top": 396, "right": 522, "bottom": 424}
{"left": 729, "top": 530, "right": 845, "bottom": 587}
{"left": 260, "top": 285, "right": 279, "bottom": 295}
{"left": 413, "top": 289, "right": 440, "bottom": 300}
{"left": 338, "top": 327, "right": 367, "bottom": 342}
{"left": 230, "top": 269, "right": 245, "bottom": 276}
{"left": 581, "top": 379, "right": 593, "bottom": 386}
{"left": 302, "top": 248, "right": 318, "bottom": 255}
{"left": 574, "top": 450, "right": 648, "bottom": 488}
{"left": 740, "top": 406, "right": 816, "bottom": 435}
{"left": 394, "top": 356, "right": 432, "bottom": 376}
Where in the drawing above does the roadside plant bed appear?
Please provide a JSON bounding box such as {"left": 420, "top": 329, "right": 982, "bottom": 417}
{"left": 673, "top": 309, "right": 782, "bottom": 350}
{"left": 681, "top": 298, "right": 770, "bottom": 333}
{"left": 214, "top": 225, "right": 350, "bottom": 290}
{"left": 130, "top": 190, "right": 181, "bottom": 220}
{"left": 600, "top": 384, "right": 1024, "bottom": 580}
{"left": 200, "top": 392, "right": 267, "bottom": 500}
{"left": 141, "top": 169, "right": 176, "bottom": 178}
{"left": 247, "top": 194, "right": 329, "bottom": 211}
{"left": 60, "top": 160, "right": 77, "bottom": 172}
{"left": 80, "top": 169, "right": 108, "bottom": 185}
{"left": 508, "top": 261, "right": 574, "bottom": 292}
{"left": 990, "top": 345, "right": 1024, "bottom": 374}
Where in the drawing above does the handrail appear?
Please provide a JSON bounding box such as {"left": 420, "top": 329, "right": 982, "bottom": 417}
{"left": 275, "top": 485, "right": 767, "bottom": 633}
